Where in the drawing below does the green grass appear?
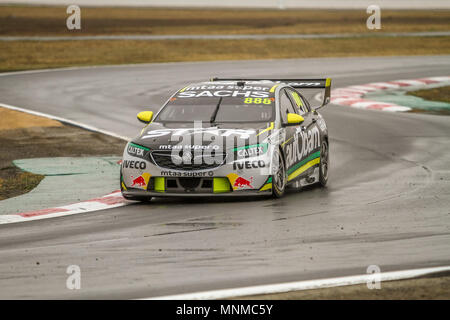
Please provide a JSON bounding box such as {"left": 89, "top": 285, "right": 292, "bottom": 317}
{"left": 407, "top": 85, "right": 450, "bottom": 103}
{"left": 0, "top": 169, "right": 44, "bottom": 200}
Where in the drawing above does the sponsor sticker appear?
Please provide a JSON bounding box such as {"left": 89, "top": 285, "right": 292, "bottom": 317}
{"left": 227, "top": 173, "right": 254, "bottom": 189}
{"left": 233, "top": 143, "right": 268, "bottom": 158}
{"left": 127, "top": 143, "right": 149, "bottom": 158}
{"left": 233, "top": 160, "right": 265, "bottom": 170}
{"left": 130, "top": 173, "right": 151, "bottom": 189}
{"left": 123, "top": 160, "right": 147, "bottom": 170}
{"left": 160, "top": 171, "right": 214, "bottom": 177}
{"left": 285, "top": 127, "right": 321, "bottom": 168}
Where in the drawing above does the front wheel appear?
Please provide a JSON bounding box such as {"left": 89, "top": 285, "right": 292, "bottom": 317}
{"left": 272, "top": 149, "right": 286, "bottom": 198}
{"left": 319, "top": 139, "right": 329, "bottom": 187}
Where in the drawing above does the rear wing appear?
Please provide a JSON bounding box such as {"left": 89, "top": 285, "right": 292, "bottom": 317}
{"left": 211, "top": 77, "right": 332, "bottom": 107}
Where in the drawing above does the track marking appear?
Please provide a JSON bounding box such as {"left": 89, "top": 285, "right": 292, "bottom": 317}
{"left": 0, "top": 191, "right": 129, "bottom": 225}
{"left": 1, "top": 31, "right": 450, "bottom": 42}
{"left": 146, "top": 266, "right": 450, "bottom": 300}
{"left": 330, "top": 76, "right": 450, "bottom": 112}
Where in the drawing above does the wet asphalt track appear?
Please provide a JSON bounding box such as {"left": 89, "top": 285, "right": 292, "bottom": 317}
{"left": 0, "top": 56, "right": 449, "bottom": 299}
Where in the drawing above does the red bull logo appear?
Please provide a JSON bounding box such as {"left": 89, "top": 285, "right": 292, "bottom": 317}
{"left": 233, "top": 176, "right": 254, "bottom": 189}
{"left": 227, "top": 173, "right": 254, "bottom": 190}
{"left": 130, "top": 173, "right": 151, "bottom": 189}
{"left": 131, "top": 176, "right": 146, "bottom": 187}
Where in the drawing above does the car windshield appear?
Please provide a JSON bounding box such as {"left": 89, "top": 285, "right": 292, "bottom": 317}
{"left": 156, "top": 96, "right": 274, "bottom": 123}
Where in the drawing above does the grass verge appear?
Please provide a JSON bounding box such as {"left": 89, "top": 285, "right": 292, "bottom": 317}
{"left": 1, "top": 6, "right": 449, "bottom": 36}
{"left": 0, "top": 108, "right": 126, "bottom": 200}
{"left": 407, "top": 85, "right": 450, "bottom": 103}
{"left": 1, "top": 36, "right": 449, "bottom": 72}
{"left": 0, "top": 170, "right": 44, "bottom": 201}
{"left": 235, "top": 274, "right": 450, "bottom": 300}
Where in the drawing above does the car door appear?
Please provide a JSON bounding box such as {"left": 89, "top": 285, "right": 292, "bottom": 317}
{"left": 279, "top": 89, "right": 304, "bottom": 174}
{"left": 286, "top": 88, "right": 320, "bottom": 160}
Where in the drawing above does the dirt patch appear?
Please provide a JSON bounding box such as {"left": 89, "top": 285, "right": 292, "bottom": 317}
{"left": 235, "top": 274, "right": 450, "bottom": 300}
{"left": 0, "top": 171, "right": 44, "bottom": 201}
{"left": 0, "top": 108, "right": 62, "bottom": 130}
{"left": 408, "top": 85, "right": 450, "bottom": 103}
{"left": 0, "top": 6, "right": 449, "bottom": 36}
{"left": 1, "top": 6, "right": 448, "bottom": 72}
{"left": 0, "top": 107, "right": 126, "bottom": 200}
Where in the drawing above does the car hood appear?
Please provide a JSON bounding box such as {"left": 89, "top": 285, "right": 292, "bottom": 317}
{"left": 131, "top": 121, "right": 273, "bottom": 151}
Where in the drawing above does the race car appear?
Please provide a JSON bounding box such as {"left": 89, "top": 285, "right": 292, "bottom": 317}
{"left": 120, "top": 77, "right": 331, "bottom": 201}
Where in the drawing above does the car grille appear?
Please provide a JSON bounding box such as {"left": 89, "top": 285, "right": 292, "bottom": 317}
{"left": 150, "top": 150, "right": 226, "bottom": 171}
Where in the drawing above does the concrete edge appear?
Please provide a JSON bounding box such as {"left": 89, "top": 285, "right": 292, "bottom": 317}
{"left": 146, "top": 266, "right": 450, "bottom": 300}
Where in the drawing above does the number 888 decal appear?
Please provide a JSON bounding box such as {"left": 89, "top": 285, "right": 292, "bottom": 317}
{"left": 244, "top": 98, "right": 273, "bottom": 104}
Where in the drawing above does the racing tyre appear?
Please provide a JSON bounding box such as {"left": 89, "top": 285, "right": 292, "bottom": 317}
{"left": 272, "top": 149, "right": 286, "bottom": 198}
{"left": 319, "top": 139, "right": 329, "bottom": 187}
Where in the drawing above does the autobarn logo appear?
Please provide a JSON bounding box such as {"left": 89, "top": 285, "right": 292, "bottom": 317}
{"left": 285, "top": 126, "right": 321, "bottom": 167}
{"left": 233, "top": 160, "right": 265, "bottom": 170}
{"left": 123, "top": 160, "right": 147, "bottom": 170}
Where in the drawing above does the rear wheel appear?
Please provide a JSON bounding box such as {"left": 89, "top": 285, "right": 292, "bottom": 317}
{"left": 319, "top": 139, "right": 329, "bottom": 186}
{"left": 272, "top": 149, "right": 286, "bottom": 198}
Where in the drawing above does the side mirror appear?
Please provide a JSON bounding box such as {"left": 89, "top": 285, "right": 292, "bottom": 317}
{"left": 137, "top": 111, "right": 153, "bottom": 124}
{"left": 284, "top": 113, "right": 304, "bottom": 126}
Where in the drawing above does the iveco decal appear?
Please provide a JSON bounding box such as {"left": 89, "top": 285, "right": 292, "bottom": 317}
{"left": 233, "top": 160, "right": 265, "bottom": 170}
{"left": 285, "top": 126, "right": 321, "bottom": 168}
{"left": 123, "top": 160, "right": 147, "bottom": 170}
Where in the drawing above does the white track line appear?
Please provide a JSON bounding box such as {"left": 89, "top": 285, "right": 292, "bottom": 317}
{"left": 147, "top": 266, "right": 450, "bottom": 300}
{"left": 2, "top": 31, "right": 450, "bottom": 41}
{"left": 0, "top": 191, "right": 129, "bottom": 225}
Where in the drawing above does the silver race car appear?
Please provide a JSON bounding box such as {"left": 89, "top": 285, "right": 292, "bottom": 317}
{"left": 120, "top": 78, "right": 331, "bottom": 201}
